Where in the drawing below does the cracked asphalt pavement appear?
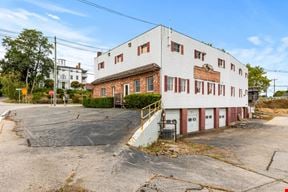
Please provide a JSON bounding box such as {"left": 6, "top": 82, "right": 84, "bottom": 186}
{"left": 1, "top": 105, "right": 288, "bottom": 192}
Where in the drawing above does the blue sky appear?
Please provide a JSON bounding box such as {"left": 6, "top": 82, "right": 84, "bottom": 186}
{"left": 0, "top": 0, "right": 288, "bottom": 94}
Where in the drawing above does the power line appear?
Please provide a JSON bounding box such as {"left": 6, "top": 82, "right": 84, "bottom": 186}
{"left": 75, "top": 0, "right": 158, "bottom": 26}
{"left": 265, "top": 68, "right": 288, "bottom": 73}
{"left": 57, "top": 37, "right": 108, "bottom": 50}
{"left": 57, "top": 42, "right": 98, "bottom": 53}
{"left": 0, "top": 27, "right": 107, "bottom": 51}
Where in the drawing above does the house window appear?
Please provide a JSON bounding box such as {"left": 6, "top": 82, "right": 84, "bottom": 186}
{"left": 134, "top": 79, "right": 140, "bottom": 93}
{"left": 231, "top": 63, "right": 235, "bottom": 71}
{"left": 101, "top": 88, "right": 106, "bottom": 96}
{"left": 245, "top": 89, "right": 248, "bottom": 96}
{"left": 98, "top": 62, "right": 104, "bottom": 70}
{"left": 218, "top": 84, "right": 225, "bottom": 96}
{"left": 146, "top": 76, "right": 154, "bottom": 91}
{"left": 180, "top": 79, "right": 186, "bottom": 92}
{"left": 171, "top": 41, "right": 184, "bottom": 55}
{"left": 245, "top": 72, "right": 248, "bottom": 78}
{"left": 207, "top": 82, "right": 215, "bottom": 95}
{"left": 218, "top": 58, "right": 225, "bottom": 68}
{"left": 194, "top": 50, "right": 206, "bottom": 61}
{"left": 167, "top": 76, "right": 174, "bottom": 91}
{"left": 239, "top": 89, "right": 243, "bottom": 98}
{"left": 61, "top": 74, "right": 66, "bottom": 80}
{"left": 231, "top": 86, "right": 235, "bottom": 97}
{"left": 195, "top": 80, "right": 203, "bottom": 94}
{"left": 70, "top": 75, "right": 73, "bottom": 80}
{"left": 115, "top": 53, "right": 124, "bottom": 64}
{"left": 239, "top": 68, "right": 243, "bottom": 75}
{"left": 76, "top": 76, "right": 79, "bottom": 80}
{"left": 138, "top": 42, "right": 150, "bottom": 55}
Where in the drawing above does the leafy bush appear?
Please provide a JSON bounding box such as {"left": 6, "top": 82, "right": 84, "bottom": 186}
{"left": 124, "top": 93, "right": 161, "bottom": 109}
{"left": 83, "top": 97, "right": 114, "bottom": 108}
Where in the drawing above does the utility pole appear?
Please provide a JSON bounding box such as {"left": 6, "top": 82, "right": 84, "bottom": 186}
{"left": 272, "top": 78, "right": 277, "bottom": 97}
{"left": 53, "top": 36, "right": 57, "bottom": 106}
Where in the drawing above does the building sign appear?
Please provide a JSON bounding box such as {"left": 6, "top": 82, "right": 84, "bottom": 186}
{"left": 21, "top": 88, "right": 27, "bottom": 96}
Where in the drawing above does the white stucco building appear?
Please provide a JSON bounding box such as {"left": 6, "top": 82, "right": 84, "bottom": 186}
{"left": 92, "top": 25, "right": 248, "bottom": 135}
{"left": 49, "top": 59, "right": 88, "bottom": 90}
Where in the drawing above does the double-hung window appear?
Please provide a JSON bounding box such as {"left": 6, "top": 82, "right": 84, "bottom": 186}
{"left": 146, "top": 76, "right": 154, "bottom": 91}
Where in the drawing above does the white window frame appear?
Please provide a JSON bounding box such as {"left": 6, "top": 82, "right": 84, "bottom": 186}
{"left": 180, "top": 79, "right": 186, "bottom": 92}
{"left": 134, "top": 80, "right": 140, "bottom": 93}
{"left": 101, "top": 88, "right": 106, "bottom": 97}
{"left": 146, "top": 76, "right": 154, "bottom": 92}
{"left": 167, "top": 76, "right": 174, "bottom": 91}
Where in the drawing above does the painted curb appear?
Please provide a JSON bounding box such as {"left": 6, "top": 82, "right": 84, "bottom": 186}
{"left": 0, "top": 110, "right": 11, "bottom": 123}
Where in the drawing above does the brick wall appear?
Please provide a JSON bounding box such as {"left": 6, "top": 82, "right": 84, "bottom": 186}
{"left": 194, "top": 66, "right": 220, "bottom": 83}
{"left": 92, "top": 71, "right": 160, "bottom": 97}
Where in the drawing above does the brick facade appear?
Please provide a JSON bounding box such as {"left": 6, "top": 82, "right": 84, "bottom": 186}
{"left": 180, "top": 109, "right": 188, "bottom": 135}
{"left": 214, "top": 108, "right": 219, "bottom": 129}
{"left": 199, "top": 108, "right": 205, "bottom": 131}
{"left": 92, "top": 71, "right": 160, "bottom": 98}
{"left": 194, "top": 66, "right": 220, "bottom": 83}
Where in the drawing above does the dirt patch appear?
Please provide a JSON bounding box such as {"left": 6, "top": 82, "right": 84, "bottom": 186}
{"left": 257, "top": 108, "right": 288, "bottom": 116}
{"left": 255, "top": 98, "right": 288, "bottom": 109}
{"left": 48, "top": 184, "right": 89, "bottom": 192}
{"left": 140, "top": 139, "right": 238, "bottom": 163}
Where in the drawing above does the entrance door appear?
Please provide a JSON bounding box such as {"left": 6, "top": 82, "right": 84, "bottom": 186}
{"left": 187, "top": 109, "right": 199, "bottom": 133}
{"left": 123, "top": 84, "right": 130, "bottom": 97}
{"left": 205, "top": 109, "right": 214, "bottom": 129}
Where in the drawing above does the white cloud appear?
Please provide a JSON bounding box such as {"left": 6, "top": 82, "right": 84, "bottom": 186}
{"left": 24, "top": 0, "right": 86, "bottom": 17}
{"left": 47, "top": 13, "right": 60, "bottom": 21}
{"left": 248, "top": 36, "right": 262, "bottom": 46}
{"left": 0, "top": 8, "right": 107, "bottom": 83}
{"left": 230, "top": 37, "right": 288, "bottom": 96}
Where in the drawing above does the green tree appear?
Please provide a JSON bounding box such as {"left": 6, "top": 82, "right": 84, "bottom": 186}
{"left": 273, "top": 90, "right": 288, "bottom": 97}
{"left": 44, "top": 79, "right": 54, "bottom": 89}
{"left": 0, "top": 72, "right": 24, "bottom": 100}
{"left": 0, "top": 29, "right": 54, "bottom": 94}
{"left": 246, "top": 64, "right": 271, "bottom": 93}
{"left": 71, "top": 81, "right": 81, "bottom": 89}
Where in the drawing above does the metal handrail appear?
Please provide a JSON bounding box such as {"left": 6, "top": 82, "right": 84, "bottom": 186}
{"left": 140, "top": 100, "right": 162, "bottom": 124}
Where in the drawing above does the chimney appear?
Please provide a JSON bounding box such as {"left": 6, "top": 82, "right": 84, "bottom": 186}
{"left": 97, "top": 51, "right": 102, "bottom": 57}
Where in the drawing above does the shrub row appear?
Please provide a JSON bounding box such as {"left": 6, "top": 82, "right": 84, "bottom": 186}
{"left": 124, "top": 93, "right": 161, "bottom": 109}
{"left": 83, "top": 97, "right": 114, "bottom": 108}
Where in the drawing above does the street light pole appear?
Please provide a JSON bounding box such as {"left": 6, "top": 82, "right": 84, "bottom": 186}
{"left": 53, "top": 36, "right": 57, "bottom": 106}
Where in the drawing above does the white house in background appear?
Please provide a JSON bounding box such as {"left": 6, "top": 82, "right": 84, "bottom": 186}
{"left": 48, "top": 59, "right": 88, "bottom": 90}
{"left": 92, "top": 25, "right": 248, "bottom": 135}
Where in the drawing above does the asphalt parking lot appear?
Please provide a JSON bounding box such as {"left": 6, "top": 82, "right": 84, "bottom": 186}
{"left": 12, "top": 106, "right": 140, "bottom": 147}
